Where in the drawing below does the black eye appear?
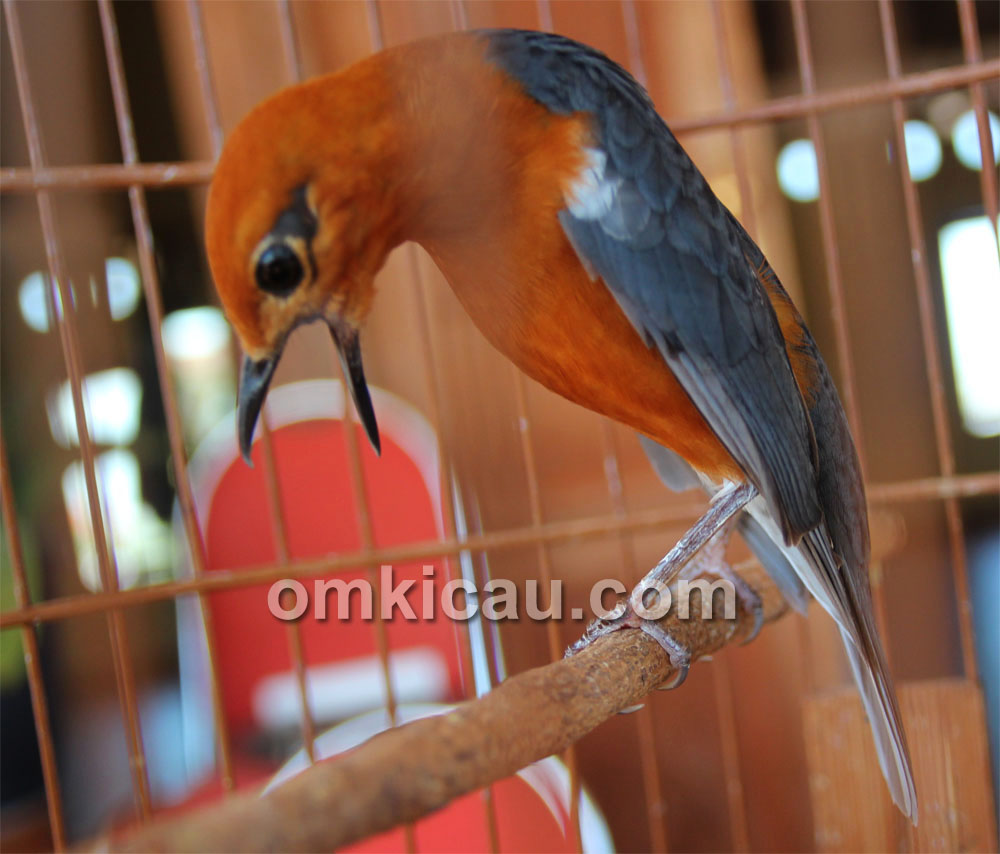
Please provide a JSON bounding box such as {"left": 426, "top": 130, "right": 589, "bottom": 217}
{"left": 255, "top": 243, "right": 304, "bottom": 295}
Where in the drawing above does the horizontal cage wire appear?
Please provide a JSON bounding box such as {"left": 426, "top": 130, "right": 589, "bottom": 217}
{"left": 0, "top": 0, "right": 997, "bottom": 852}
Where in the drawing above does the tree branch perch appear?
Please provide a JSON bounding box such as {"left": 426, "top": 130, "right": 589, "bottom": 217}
{"left": 96, "top": 565, "right": 788, "bottom": 852}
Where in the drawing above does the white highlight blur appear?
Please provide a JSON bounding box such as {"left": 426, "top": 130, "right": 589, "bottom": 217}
{"left": 61, "top": 449, "right": 173, "bottom": 591}
{"left": 951, "top": 109, "right": 1000, "bottom": 171}
{"left": 902, "top": 120, "right": 942, "bottom": 182}
{"left": 18, "top": 257, "right": 140, "bottom": 333}
{"left": 105, "top": 257, "right": 142, "bottom": 320}
{"left": 161, "top": 306, "right": 235, "bottom": 447}
{"left": 46, "top": 367, "right": 143, "bottom": 448}
{"left": 938, "top": 216, "right": 1000, "bottom": 437}
{"left": 776, "top": 138, "right": 819, "bottom": 203}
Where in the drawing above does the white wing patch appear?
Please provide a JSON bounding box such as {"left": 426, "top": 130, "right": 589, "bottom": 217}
{"left": 564, "top": 147, "right": 619, "bottom": 221}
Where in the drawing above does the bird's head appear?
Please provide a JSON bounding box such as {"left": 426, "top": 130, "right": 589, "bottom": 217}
{"left": 205, "top": 69, "right": 410, "bottom": 463}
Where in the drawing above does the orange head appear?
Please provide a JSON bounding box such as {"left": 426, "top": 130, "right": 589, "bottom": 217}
{"left": 205, "top": 31, "right": 557, "bottom": 462}
{"left": 204, "top": 53, "right": 417, "bottom": 461}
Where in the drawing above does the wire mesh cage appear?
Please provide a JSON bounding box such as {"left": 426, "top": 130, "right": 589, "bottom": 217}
{"left": 0, "top": 1, "right": 998, "bottom": 852}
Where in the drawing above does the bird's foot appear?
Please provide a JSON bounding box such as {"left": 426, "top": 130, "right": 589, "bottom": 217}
{"left": 721, "top": 565, "right": 764, "bottom": 644}
{"left": 678, "top": 531, "right": 764, "bottom": 644}
{"left": 566, "top": 598, "right": 692, "bottom": 691}
{"left": 566, "top": 482, "right": 757, "bottom": 698}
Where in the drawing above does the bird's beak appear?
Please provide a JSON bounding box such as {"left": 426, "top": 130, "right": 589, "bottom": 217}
{"left": 236, "top": 321, "right": 382, "bottom": 466}
{"left": 328, "top": 321, "right": 381, "bottom": 457}
{"left": 238, "top": 352, "right": 279, "bottom": 464}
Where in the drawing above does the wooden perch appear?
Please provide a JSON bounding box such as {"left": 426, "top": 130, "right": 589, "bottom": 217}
{"left": 97, "top": 565, "right": 788, "bottom": 853}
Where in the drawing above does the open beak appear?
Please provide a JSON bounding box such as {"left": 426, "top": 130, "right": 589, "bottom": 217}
{"left": 329, "top": 321, "right": 381, "bottom": 457}
{"left": 237, "top": 321, "right": 381, "bottom": 465}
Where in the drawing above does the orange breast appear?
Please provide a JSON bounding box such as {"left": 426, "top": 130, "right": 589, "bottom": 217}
{"left": 428, "top": 230, "right": 742, "bottom": 482}
{"left": 413, "top": 71, "right": 742, "bottom": 483}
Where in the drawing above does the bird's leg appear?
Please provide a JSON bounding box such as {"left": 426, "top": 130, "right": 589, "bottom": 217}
{"left": 566, "top": 481, "right": 757, "bottom": 691}
{"left": 633, "top": 480, "right": 757, "bottom": 597}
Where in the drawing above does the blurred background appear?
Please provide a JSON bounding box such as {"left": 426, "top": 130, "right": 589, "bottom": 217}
{"left": 0, "top": 1, "right": 997, "bottom": 851}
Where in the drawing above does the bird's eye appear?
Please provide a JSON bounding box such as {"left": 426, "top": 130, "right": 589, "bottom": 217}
{"left": 255, "top": 242, "right": 304, "bottom": 295}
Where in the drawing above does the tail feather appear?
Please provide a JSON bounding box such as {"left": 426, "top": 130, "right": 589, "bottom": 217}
{"left": 747, "top": 503, "right": 918, "bottom": 824}
{"left": 736, "top": 514, "right": 809, "bottom": 614}
{"left": 841, "top": 628, "right": 918, "bottom": 821}
{"left": 641, "top": 434, "right": 917, "bottom": 821}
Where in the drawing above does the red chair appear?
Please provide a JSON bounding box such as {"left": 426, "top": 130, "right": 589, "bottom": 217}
{"left": 173, "top": 379, "right": 612, "bottom": 851}
{"left": 176, "top": 380, "right": 467, "bottom": 782}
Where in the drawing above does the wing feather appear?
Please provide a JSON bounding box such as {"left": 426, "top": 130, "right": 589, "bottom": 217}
{"left": 487, "top": 28, "right": 822, "bottom": 541}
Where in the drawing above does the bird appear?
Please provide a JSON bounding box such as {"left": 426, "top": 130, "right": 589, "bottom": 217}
{"left": 204, "top": 28, "right": 916, "bottom": 822}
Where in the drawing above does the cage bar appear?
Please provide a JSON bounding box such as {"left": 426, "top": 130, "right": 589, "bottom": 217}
{"left": 788, "top": 0, "right": 863, "bottom": 458}
{"left": 705, "top": 5, "right": 756, "bottom": 847}
{"left": 229, "top": 0, "right": 322, "bottom": 766}
{"left": 0, "top": 430, "right": 67, "bottom": 849}
{"left": 3, "top": 61, "right": 997, "bottom": 195}
{"left": 378, "top": 0, "right": 516, "bottom": 844}
{"left": 4, "top": 0, "right": 153, "bottom": 819}
{"left": 785, "top": 0, "right": 910, "bottom": 668}
{"left": 185, "top": 0, "right": 223, "bottom": 159}
{"left": 956, "top": 0, "right": 999, "bottom": 232}
{"left": 1, "top": 472, "right": 996, "bottom": 631}
{"left": 875, "top": 0, "right": 981, "bottom": 681}
{"left": 621, "top": 0, "right": 650, "bottom": 91}
{"left": 275, "top": 0, "right": 303, "bottom": 85}
{"left": 94, "top": 0, "right": 236, "bottom": 794}
{"left": 598, "top": 420, "right": 671, "bottom": 852}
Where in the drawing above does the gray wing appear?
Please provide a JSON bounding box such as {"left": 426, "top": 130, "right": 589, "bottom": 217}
{"left": 484, "top": 29, "right": 820, "bottom": 544}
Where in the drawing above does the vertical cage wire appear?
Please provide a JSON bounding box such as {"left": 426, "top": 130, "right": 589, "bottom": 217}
{"left": 422, "top": 4, "right": 504, "bottom": 843}
{"left": 193, "top": 0, "right": 322, "bottom": 766}
{"left": 875, "top": 0, "right": 980, "bottom": 682}
{"left": 956, "top": 0, "right": 999, "bottom": 231}
{"left": 510, "top": 366, "right": 586, "bottom": 852}
{"left": 614, "top": 10, "right": 672, "bottom": 848}
{"left": 0, "top": 429, "right": 66, "bottom": 848}
{"left": 259, "top": 0, "right": 323, "bottom": 768}
{"left": 267, "top": 7, "right": 412, "bottom": 830}
{"left": 785, "top": 0, "right": 904, "bottom": 663}
{"left": 3, "top": 0, "right": 154, "bottom": 820}
{"left": 597, "top": 10, "right": 674, "bottom": 828}
{"left": 787, "top": 0, "right": 865, "bottom": 463}
{"left": 704, "top": 5, "right": 756, "bottom": 848}
{"left": 366, "top": 0, "right": 499, "bottom": 843}
{"left": 93, "top": 0, "right": 237, "bottom": 796}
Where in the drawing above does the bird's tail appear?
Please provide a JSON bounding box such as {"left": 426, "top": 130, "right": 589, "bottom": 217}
{"left": 640, "top": 434, "right": 917, "bottom": 820}
{"left": 839, "top": 613, "right": 918, "bottom": 822}
{"left": 749, "top": 511, "right": 919, "bottom": 824}
{"left": 797, "top": 527, "right": 918, "bottom": 824}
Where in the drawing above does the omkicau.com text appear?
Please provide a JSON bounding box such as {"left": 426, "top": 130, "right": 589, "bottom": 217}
{"left": 267, "top": 565, "right": 736, "bottom": 623}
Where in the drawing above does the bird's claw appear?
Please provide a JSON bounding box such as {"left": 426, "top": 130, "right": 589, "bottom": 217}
{"left": 710, "top": 563, "right": 764, "bottom": 644}
{"left": 566, "top": 599, "right": 692, "bottom": 692}
{"left": 683, "top": 530, "right": 763, "bottom": 645}
{"left": 740, "top": 591, "right": 764, "bottom": 645}
{"left": 638, "top": 619, "right": 691, "bottom": 689}
{"left": 564, "top": 603, "right": 631, "bottom": 657}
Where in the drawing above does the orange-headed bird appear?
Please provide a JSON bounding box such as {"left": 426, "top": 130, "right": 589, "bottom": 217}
{"left": 205, "top": 29, "right": 916, "bottom": 820}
